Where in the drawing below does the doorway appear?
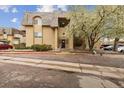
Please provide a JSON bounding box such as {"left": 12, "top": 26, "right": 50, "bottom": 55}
{"left": 61, "top": 39, "right": 65, "bottom": 48}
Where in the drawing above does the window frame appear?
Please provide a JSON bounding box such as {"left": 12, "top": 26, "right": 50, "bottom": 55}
{"left": 34, "top": 32, "right": 42, "bottom": 38}
{"left": 33, "top": 17, "right": 42, "bottom": 25}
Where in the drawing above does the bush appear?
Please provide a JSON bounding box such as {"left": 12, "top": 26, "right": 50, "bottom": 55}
{"left": 15, "top": 47, "right": 31, "bottom": 49}
{"left": 31, "top": 44, "right": 52, "bottom": 51}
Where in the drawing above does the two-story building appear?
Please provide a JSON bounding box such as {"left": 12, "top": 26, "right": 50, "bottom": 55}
{"left": 0, "top": 27, "right": 26, "bottom": 47}
{"left": 22, "top": 12, "right": 73, "bottom": 50}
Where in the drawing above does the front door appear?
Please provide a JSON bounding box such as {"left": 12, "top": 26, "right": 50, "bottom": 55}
{"left": 61, "top": 39, "right": 65, "bottom": 48}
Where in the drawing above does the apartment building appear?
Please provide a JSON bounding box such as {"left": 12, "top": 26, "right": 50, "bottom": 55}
{"left": 0, "top": 27, "right": 25, "bottom": 47}
{"left": 22, "top": 12, "right": 73, "bottom": 50}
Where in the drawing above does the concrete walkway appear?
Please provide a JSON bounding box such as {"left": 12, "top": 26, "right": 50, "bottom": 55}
{"left": 0, "top": 56, "right": 124, "bottom": 79}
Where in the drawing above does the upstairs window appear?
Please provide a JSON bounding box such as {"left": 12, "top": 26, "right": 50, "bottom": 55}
{"left": 3, "top": 31, "right": 7, "bottom": 39}
{"left": 34, "top": 32, "right": 42, "bottom": 38}
{"left": 33, "top": 17, "right": 42, "bottom": 25}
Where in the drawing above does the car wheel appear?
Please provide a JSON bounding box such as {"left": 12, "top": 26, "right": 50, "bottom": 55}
{"left": 120, "top": 50, "right": 124, "bottom": 54}
{"left": 122, "top": 50, "right": 124, "bottom": 54}
{"left": 8, "top": 47, "right": 12, "bottom": 50}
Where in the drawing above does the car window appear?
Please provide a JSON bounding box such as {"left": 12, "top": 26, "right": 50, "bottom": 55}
{"left": 119, "top": 45, "right": 124, "bottom": 46}
{"left": 102, "top": 45, "right": 109, "bottom": 47}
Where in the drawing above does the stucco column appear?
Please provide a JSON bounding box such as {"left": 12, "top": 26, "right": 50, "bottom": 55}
{"left": 69, "top": 35, "right": 74, "bottom": 50}
{"left": 54, "top": 28, "right": 58, "bottom": 50}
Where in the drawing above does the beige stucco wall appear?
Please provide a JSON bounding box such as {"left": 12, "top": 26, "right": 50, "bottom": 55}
{"left": 42, "top": 27, "right": 55, "bottom": 49}
{"left": 58, "top": 28, "right": 66, "bottom": 38}
{"left": 58, "top": 27, "right": 67, "bottom": 48}
{"left": 58, "top": 27, "right": 73, "bottom": 49}
{"left": 34, "top": 25, "right": 43, "bottom": 45}
{"left": 0, "top": 35, "right": 3, "bottom": 39}
{"left": 25, "top": 25, "right": 74, "bottom": 50}
{"left": 7, "top": 36, "right": 13, "bottom": 45}
{"left": 26, "top": 26, "right": 34, "bottom": 47}
{"left": 25, "top": 26, "right": 55, "bottom": 49}
{"left": 68, "top": 35, "right": 74, "bottom": 50}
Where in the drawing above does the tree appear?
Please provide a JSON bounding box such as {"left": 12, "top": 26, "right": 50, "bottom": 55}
{"left": 107, "top": 6, "right": 124, "bottom": 51}
{"left": 66, "top": 5, "right": 118, "bottom": 51}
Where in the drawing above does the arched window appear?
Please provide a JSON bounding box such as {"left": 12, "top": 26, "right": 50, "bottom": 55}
{"left": 33, "top": 16, "right": 42, "bottom": 25}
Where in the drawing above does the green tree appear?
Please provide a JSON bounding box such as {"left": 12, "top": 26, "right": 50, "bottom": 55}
{"left": 66, "top": 5, "right": 118, "bottom": 51}
{"left": 107, "top": 6, "right": 124, "bottom": 51}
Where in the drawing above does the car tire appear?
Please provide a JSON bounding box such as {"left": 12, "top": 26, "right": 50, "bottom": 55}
{"left": 120, "top": 50, "right": 124, "bottom": 54}
{"left": 122, "top": 50, "right": 124, "bottom": 54}
{"left": 8, "top": 47, "right": 12, "bottom": 50}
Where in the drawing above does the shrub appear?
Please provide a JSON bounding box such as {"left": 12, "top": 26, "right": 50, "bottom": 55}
{"left": 31, "top": 44, "right": 52, "bottom": 51}
{"left": 15, "top": 47, "right": 31, "bottom": 49}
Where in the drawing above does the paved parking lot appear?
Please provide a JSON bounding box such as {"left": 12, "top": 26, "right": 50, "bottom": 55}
{"left": 0, "top": 53, "right": 124, "bottom": 87}
{"left": 1, "top": 53, "right": 124, "bottom": 68}
{"left": 0, "top": 62, "right": 79, "bottom": 88}
{"left": 0, "top": 62, "right": 124, "bottom": 88}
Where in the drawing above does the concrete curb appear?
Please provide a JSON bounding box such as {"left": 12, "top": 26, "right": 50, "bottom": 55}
{"left": 0, "top": 56, "right": 124, "bottom": 79}
{"left": 0, "top": 52, "right": 56, "bottom": 55}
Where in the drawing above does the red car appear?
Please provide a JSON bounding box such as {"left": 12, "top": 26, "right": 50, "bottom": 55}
{"left": 0, "top": 44, "right": 13, "bottom": 50}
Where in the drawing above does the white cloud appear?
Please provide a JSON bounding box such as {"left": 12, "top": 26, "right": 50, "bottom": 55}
{"left": 11, "top": 18, "right": 18, "bottom": 23}
{"left": 57, "top": 5, "right": 67, "bottom": 11}
{"left": 36, "top": 5, "right": 67, "bottom": 12}
{"left": 36, "top": 5, "right": 55, "bottom": 12}
{"left": 0, "top": 5, "right": 12, "bottom": 13}
{"left": 12, "top": 7, "right": 18, "bottom": 13}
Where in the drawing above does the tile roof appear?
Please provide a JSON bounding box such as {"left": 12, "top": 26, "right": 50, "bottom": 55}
{"left": 0, "top": 27, "right": 20, "bottom": 35}
{"left": 22, "top": 12, "right": 68, "bottom": 27}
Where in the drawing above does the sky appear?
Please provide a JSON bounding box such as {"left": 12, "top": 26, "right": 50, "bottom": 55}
{"left": 0, "top": 5, "right": 95, "bottom": 29}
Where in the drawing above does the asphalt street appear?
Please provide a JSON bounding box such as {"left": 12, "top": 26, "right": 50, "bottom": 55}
{"left": 0, "top": 62, "right": 123, "bottom": 88}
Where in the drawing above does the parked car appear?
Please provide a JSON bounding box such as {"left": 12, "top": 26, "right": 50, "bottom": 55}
{"left": 100, "top": 44, "right": 113, "bottom": 51}
{"left": 100, "top": 44, "right": 111, "bottom": 49}
{"left": 103, "top": 45, "right": 113, "bottom": 51}
{"left": 117, "top": 45, "right": 124, "bottom": 53}
{"left": 0, "top": 44, "right": 13, "bottom": 50}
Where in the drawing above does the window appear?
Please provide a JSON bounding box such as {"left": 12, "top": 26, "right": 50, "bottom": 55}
{"left": 13, "top": 39, "right": 19, "bottom": 44}
{"left": 34, "top": 32, "right": 42, "bottom": 38}
{"left": 3, "top": 34, "right": 7, "bottom": 39}
{"left": 34, "top": 20, "right": 38, "bottom": 24}
{"left": 33, "top": 17, "right": 42, "bottom": 25}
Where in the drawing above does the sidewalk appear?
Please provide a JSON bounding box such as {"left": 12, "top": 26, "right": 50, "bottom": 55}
{"left": 0, "top": 49, "right": 122, "bottom": 55}
{"left": 0, "top": 50, "right": 72, "bottom": 54}
{"left": 0, "top": 51, "right": 55, "bottom": 54}
{"left": 0, "top": 56, "right": 124, "bottom": 79}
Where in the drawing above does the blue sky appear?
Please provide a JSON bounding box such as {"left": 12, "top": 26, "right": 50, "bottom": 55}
{"left": 0, "top": 5, "right": 95, "bottom": 29}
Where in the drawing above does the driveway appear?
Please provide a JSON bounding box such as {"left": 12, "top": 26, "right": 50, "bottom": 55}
{"left": 0, "top": 62, "right": 124, "bottom": 88}
{"left": 1, "top": 53, "right": 124, "bottom": 68}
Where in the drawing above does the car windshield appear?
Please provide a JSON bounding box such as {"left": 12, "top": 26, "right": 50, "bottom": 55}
{"left": 102, "top": 45, "right": 110, "bottom": 47}
{"left": 118, "top": 45, "right": 124, "bottom": 47}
